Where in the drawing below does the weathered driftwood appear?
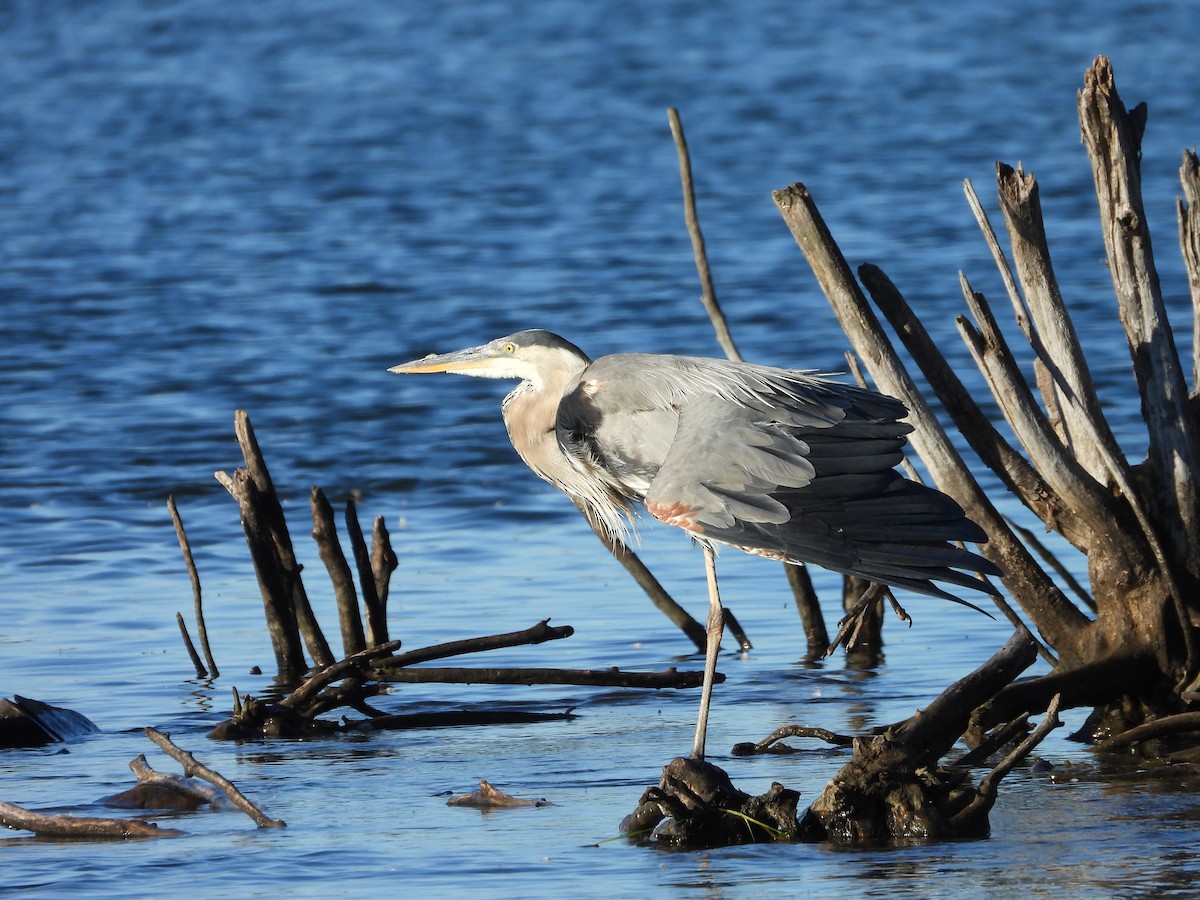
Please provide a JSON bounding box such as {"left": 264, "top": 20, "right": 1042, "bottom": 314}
{"left": 446, "top": 780, "right": 553, "bottom": 809}
{"left": 144, "top": 728, "right": 284, "bottom": 828}
{"left": 779, "top": 56, "right": 1200, "bottom": 727}
{"left": 626, "top": 57, "right": 1200, "bottom": 848}
{"left": 0, "top": 800, "right": 184, "bottom": 840}
{"left": 207, "top": 621, "right": 713, "bottom": 739}
{"left": 624, "top": 632, "right": 1053, "bottom": 847}
{"left": 1, "top": 729, "right": 279, "bottom": 839}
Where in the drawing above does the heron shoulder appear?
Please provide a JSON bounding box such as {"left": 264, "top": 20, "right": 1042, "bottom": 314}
{"left": 575, "top": 353, "right": 909, "bottom": 427}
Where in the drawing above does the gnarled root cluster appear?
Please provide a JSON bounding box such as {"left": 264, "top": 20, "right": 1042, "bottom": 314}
{"left": 625, "top": 632, "right": 1061, "bottom": 848}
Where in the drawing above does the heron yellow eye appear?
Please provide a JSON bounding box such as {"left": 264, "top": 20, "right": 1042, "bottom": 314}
{"left": 503, "top": 342, "right": 516, "bottom": 355}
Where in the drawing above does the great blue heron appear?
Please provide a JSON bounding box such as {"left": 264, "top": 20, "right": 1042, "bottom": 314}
{"left": 390, "top": 329, "right": 1000, "bottom": 760}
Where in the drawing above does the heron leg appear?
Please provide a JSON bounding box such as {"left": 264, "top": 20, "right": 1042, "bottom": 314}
{"left": 690, "top": 542, "right": 724, "bottom": 761}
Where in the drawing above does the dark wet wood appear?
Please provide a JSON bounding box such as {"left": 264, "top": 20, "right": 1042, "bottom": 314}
{"left": 233, "top": 410, "right": 335, "bottom": 669}
{"left": 622, "top": 756, "right": 802, "bottom": 847}
{"left": 168, "top": 495, "right": 219, "bottom": 677}
{"left": 216, "top": 467, "right": 308, "bottom": 680}
{"left": 375, "top": 666, "right": 716, "bottom": 689}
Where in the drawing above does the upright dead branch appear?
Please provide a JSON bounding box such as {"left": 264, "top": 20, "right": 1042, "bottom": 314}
{"left": 668, "top": 107, "right": 741, "bottom": 362}
{"left": 1079, "top": 59, "right": 1200, "bottom": 578}
{"left": 370, "top": 515, "right": 399, "bottom": 630}
{"left": 311, "top": 486, "right": 367, "bottom": 658}
{"left": 346, "top": 498, "right": 388, "bottom": 647}
{"left": 1179, "top": 149, "right": 1200, "bottom": 393}
{"left": 991, "top": 167, "right": 1127, "bottom": 481}
{"left": 168, "top": 495, "right": 218, "bottom": 677}
{"left": 216, "top": 467, "right": 308, "bottom": 680}
{"left": 234, "top": 411, "right": 335, "bottom": 668}
{"left": 773, "top": 183, "right": 1087, "bottom": 650}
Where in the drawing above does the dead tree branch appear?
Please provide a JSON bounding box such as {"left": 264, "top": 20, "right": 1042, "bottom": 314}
{"left": 346, "top": 497, "right": 388, "bottom": 647}
{"left": 668, "top": 107, "right": 741, "bottom": 361}
{"left": 1179, "top": 150, "right": 1200, "bottom": 393}
{"left": 168, "top": 494, "right": 218, "bottom": 677}
{"left": 143, "top": 728, "right": 285, "bottom": 828}
{"left": 215, "top": 467, "right": 308, "bottom": 680}
{"left": 311, "top": 486, "right": 366, "bottom": 658}
{"left": 374, "top": 666, "right": 714, "bottom": 689}
{"left": 233, "top": 410, "right": 334, "bottom": 668}
{"left": 0, "top": 800, "right": 183, "bottom": 839}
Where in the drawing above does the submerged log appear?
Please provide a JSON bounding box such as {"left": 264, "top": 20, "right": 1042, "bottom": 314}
{"left": 0, "top": 801, "right": 183, "bottom": 840}
{"left": 447, "top": 780, "right": 553, "bottom": 809}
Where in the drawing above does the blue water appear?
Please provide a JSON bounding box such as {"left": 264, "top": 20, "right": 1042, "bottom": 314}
{"left": 3, "top": 0, "right": 1200, "bottom": 896}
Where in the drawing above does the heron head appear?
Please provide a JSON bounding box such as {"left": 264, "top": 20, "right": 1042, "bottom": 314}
{"left": 389, "top": 330, "right": 591, "bottom": 386}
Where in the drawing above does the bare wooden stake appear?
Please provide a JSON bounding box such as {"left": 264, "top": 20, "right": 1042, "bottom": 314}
{"left": 233, "top": 411, "right": 335, "bottom": 669}
{"left": 667, "top": 107, "right": 741, "bottom": 362}
{"left": 168, "top": 495, "right": 218, "bottom": 677}
{"left": 346, "top": 497, "right": 388, "bottom": 647}
{"left": 370, "top": 515, "right": 399, "bottom": 630}
{"left": 311, "top": 486, "right": 366, "bottom": 658}
{"left": 175, "top": 612, "right": 207, "bottom": 678}
{"left": 783, "top": 563, "right": 829, "bottom": 658}
{"left": 1178, "top": 149, "right": 1200, "bottom": 394}
{"left": 216, "top": 467, "right": 307, "bottom": 680}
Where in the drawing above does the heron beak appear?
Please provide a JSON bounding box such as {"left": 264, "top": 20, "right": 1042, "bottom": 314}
{"left": 388, "top": 345, "right": 494, "bottom": 375}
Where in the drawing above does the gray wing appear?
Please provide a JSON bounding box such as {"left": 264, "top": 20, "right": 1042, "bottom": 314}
{"left": 557, "top": 353, "right": 998, "bottom": 601}
{"left": 555, "top": 352, "right": 869, "bottom": 500}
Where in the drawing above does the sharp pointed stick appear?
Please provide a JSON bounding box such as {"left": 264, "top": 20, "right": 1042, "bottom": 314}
{"left": 667, "top": 107, "right": 740, "bottom": 362}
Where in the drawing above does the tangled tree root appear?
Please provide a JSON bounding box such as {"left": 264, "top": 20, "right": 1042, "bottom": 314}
{"left": 624, "top": 632, "right": 1062, "bottom": 848}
